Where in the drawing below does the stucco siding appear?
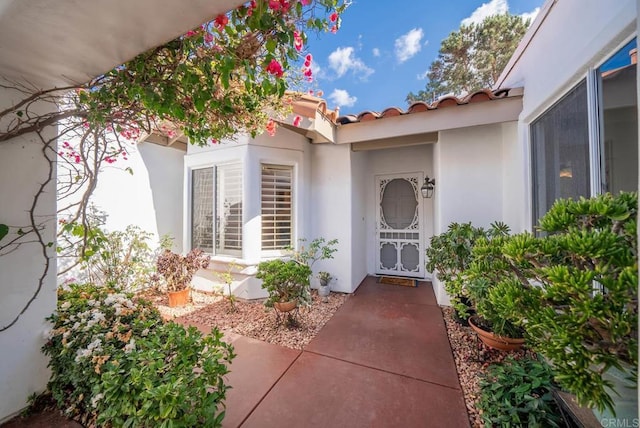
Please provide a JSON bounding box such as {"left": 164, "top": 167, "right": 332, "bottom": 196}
{"left": 0, "top": 89, "right": 57, "bottom": 421}
{"left": 501, "top": 0, "right": 636, "bottom": 122}
{"left": 309, "top": 143, "right": 354, "bottom": 293}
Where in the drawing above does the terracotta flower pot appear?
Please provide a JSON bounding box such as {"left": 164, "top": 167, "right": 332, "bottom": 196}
{"left": 167, "top": 288, "right": 190, "bottom": 307}
{"left": 468, "top": 316, "right": 524, "bottom": 351}
{"left": 274, "top": 300, "right": 297, "bottom": 312}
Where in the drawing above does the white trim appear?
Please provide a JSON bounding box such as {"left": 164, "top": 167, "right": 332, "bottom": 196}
{"left": 587, "top": 68, "right": 604, "bottom": 196}
{"left": 185, "top": 161, "right": 243, "bottom": 256}
{"left": 521, "top": 123, "right": 534, "bottom": 231}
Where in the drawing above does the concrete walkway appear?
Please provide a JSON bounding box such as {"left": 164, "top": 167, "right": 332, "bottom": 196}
{"left": 222, "top": 276, "right": 470, "bottom": 428}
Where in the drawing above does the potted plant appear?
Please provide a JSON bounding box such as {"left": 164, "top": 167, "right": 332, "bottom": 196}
{"left": 464, "top": 229, "right": 525, "bottom": 351}
{"left": 426, "top": 222, "right": 508, "bottom": 325}
{"left": 483, "top": 192, "right": 638, "bottom": 415}
{"left": 155, "top": 248, "right": 210, "bottom": 307}
{"left": 256, "top": 259, "right": 312, "bottom": 311}
{"left": 317, "top": 271, "right": 332, "bottom": 302}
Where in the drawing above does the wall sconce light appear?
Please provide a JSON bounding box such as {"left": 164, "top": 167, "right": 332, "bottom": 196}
{"left": 421, "top": 176, "right": 436, "bottom": 198}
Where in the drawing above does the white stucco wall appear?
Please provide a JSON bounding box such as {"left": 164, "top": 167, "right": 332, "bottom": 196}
{"left": 90, "top": 142, "right": 184, "bottom": 252}
{"left": 501, "top": 0, "right": 636, "bottom": 121}
{"left": 350, "top": 150, "right": 369, "bottom": 289}
{"left": 309, "top": 143, "right": 355, "bottom": 293}
{"left": 434, "top": 125, "right": 506, "bottom": 231}
{"left": 0, "top": 89, "right": 57, "bottom": 421}
{"left": 431, "top": 122, "right": 518, "bottom": 304}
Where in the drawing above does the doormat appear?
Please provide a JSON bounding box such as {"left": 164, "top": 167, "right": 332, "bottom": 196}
{"left": 378, "top": 276, "right": 417, "bottom": 287}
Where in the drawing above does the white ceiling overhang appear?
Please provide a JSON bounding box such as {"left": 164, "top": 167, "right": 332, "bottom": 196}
{"left": 0, "top": 0, "right": 245, "bottom": 87}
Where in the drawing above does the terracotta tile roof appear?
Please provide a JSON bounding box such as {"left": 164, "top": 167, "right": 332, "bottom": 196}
{"left": 288, "top": 92, "right": 340, "bottom": 122}
{"left": 336, "top": 88, "right": 516, "bottom": 125}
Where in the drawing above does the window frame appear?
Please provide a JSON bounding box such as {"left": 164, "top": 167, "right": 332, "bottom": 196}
{"left": 528, "top": 34, "right": 637, "bottom": 230}
{"left": 188, "top": 161, "right": 244, "bottom": 257}
{"left": 260, "top": 163, "right": 295, "bottom": 256}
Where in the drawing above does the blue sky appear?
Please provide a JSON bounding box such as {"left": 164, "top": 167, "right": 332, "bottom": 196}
{"left": 304, "top": 0, "right": 544, "bottom": 115}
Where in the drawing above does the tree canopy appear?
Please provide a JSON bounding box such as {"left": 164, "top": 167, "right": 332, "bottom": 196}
{"left": 406, "top": 13, "right": 529, "bottom": 103}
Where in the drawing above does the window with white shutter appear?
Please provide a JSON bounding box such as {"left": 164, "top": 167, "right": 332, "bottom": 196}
{"left": 216, "top": 164, "right": 243, "bottom": 255}
{"left": 191, "top": 163, "right": 242, "bottom": 256}
{"left": 261, "top": 164, "right": 293, "bottom": 251}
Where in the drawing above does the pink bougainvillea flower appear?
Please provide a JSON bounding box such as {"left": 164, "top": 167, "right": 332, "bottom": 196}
{"left": 293, "top": 115, "right": 302, "bottom": 127}
{"left": 305, "top": 53, "right": 313, "bottom": 62}
{"left": 300, "top": 0, "right": 311, "bottom": 4}
{"left": 266, "top": 119, "right": 277, "bottom": 137}
{"left": 214, "top": 14, "right": 228, "bottom": 30}
{"left": 330, "top": 25, "right": 338, "bottom": 34}
{"left": 304, "top": 59, "right": 311, "bottom": 68}
{"left": 185, "top": 30, "right": 198, "bottom": 37}
{"left": 266, "top": 59, "right": 284, "bottom": 78}
{"left": 308, "top": 89, "right": 314, "bottom": 95}
{"left": 268, "top": 0, "right": 281, "bottom": 10}
{"left": 204, "top": 32, "right": 214, "bottom": 44}
{"left": 303, "top": 68, "right": 312, "bottom": 77}
{"left": 329, "top": 12, "right": 339, "bottom": 22}
{"left": 293, "top": 31, "right": 303, "bottom": 52}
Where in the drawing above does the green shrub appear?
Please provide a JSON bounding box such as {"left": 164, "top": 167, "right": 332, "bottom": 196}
{"left": 58, "top": 218, "right": 165, "bottom": 292}
{"left": 256, "top": 259, "right": 312, "bottom": 307}
{"left": 481, "top": 192, "right": 638, "bottom": 412}
{"left": 426, "top": 222, "right": 509, "bottom": 320}
{"left": 43, "top": 283, "right": 235, "bottom": 427}
{"left": 478, "top": 356, "right": 561, "bottom": 427}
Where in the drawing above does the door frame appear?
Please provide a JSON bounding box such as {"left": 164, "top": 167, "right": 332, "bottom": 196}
{"left": 374, "top": 172, "right": 425, "bottom": 278}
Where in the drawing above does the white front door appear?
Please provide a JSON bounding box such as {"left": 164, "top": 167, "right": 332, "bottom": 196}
{"left": 375, "top": 173, "right": 424, "bottom": 278}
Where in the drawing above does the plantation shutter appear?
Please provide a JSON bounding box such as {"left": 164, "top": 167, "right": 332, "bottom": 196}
{"left": 261, "top": 164, "right": 293, "bottom": 250}
{"left": 216, "top": 164, "right": 243, "bottom": 255}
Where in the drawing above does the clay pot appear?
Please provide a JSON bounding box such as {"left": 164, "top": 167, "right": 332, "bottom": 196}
{"left": 468, "top": 316, "right": 524, "bottom": 351}
{"left": 167, "top": 288, "right": 190, "bottom": 307}
{"left": 274, "top": 300, "right": 297, "bottom": 312}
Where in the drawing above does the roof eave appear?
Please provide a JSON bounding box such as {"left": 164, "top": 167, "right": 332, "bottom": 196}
{"left": 336, "top": 91, "right": 523, "bottom": 145}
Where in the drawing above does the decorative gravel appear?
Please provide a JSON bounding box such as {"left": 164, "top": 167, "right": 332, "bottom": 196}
{"left": 142, "top": 289, "right": 349, "bottom": 350}
{"left": 441, "top": 306, "right": 533, "bottom": 427}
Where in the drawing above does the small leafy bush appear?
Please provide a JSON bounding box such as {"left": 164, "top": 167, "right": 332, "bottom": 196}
{"left": 256, "top": 259, "right": 312, "bottom": 307}
{"left": 290, "top": 237, "right": 339, "bottom": 268}
{"left": 155, "top": 248, "right": 211, "bottom": 292}
{"left": 58, "top": 219, "right": 163, "bottom": 292}
{"left": 426, "top": 222, "right": 509, "bottom": 320}
{"left": 43, "top": 283, "right": 234, "bottom": 427}
{"left": 478, "top": 356, "right": 561, "bottom": 427}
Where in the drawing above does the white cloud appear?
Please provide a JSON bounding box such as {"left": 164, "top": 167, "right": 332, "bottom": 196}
{"left": 328, "top": 47, "right": 374, "bottom": 79}
{"left": 417, "top": 70, "right": 429, "bottom": 80}
{"left": 310, "top": 61, "right": 325, "bottom": 80}
{"left": 394, "top": 28, "right": 424, "bottom": 63}
{"left": 461, "top": 0, "right": 508, "bottom": 26}
{"left": 372, "top": 47, "right": 381, "bottom": 57}
{"left": 329, "top": 89, "right": 357, "bottom": 108}
{"left": 520, "top": 7, "right": 540, "bottom": 25}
